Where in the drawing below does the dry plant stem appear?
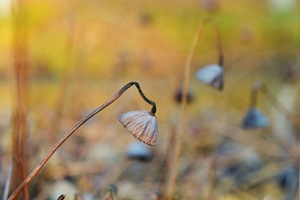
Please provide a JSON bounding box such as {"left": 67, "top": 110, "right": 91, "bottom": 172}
{"left": 2, "top": 160, "right": 13, "bottom": 200}
{"left": 56, "top": 195, "right": 66, "bottom": 200}
{"left": 8, "top": 82, "right": 156, "bottom": 200}
{"left": 11, "top": 0, "right": 30, "bottom": 199}
{"left": 250, "top": 87, "right": 258, "bottom": 107}
{"left": 212, "top": 20, "right": 223, "bottom": 67}
{"left": 260, "top": 85, "right": 300, "bottom": 131}
{"left": 165, "top": 18, "right": 223, "bottom": 200}
{"left": 158, "top": 127, "right": 176, "bottom": 197}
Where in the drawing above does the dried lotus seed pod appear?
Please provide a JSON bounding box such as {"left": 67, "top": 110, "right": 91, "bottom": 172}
{"left": 119, "top": 110, "right": 158, "bottom": 146}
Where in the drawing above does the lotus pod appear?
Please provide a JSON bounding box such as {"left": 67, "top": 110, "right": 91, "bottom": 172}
{"left": 241, "top": 108, "right": 269, "bottom": 129}
{"left": 126, "top": 141, "right": 152, "bottom": 161}
{"left": 118, "top": 111, "right": 158, "bottom": 146}
{"left": 196, "top": 64, "right": 223, "bottom": 90}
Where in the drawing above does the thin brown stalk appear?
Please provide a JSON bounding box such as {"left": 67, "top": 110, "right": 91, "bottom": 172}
{"left": 7, "top": 82, "right": 156, "bottom": 200}
{"left": 11, "top": 0, "right": 30, "bottom": 199}
{"left": 260, "top": 84, "right": 300, "bottom": 131}
{"left": 56, "top": 194, "right": 66, "bottom": 200}
{"left": 157, "top": 126, "right": 176, "bottom": 198}
{"left": 164, "top": 18, "right": 223, "bottom": 200}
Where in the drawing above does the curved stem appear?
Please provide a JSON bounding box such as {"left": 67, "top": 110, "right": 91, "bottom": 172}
{"left": 131, "top": 82, "right": 156, "bottom": 115}
{"left": 7, "top": 81, "right": 156, "bottom": 200}
{"left": 260, "top": 84, "right": 300, "bottom": 131}
{"left": 209, "top": 19, "right": 223, "bottom": 67}
{"left": 165, "top": 18, "right": 223, "bottom": 200}
{"left": 250, "top": 87, "right": 258, "bottom": 107}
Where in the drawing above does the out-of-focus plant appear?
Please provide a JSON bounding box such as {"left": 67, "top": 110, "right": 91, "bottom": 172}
{"left": 242, "top": 80, "right": 300, "bottom": 131}
{"left": 164, "top": 18, "right": 224, "bottom": 200}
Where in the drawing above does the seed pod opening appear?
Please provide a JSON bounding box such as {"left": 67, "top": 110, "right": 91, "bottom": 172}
{"left": 241, "top": 108, "right": 269, "bottom": 129}
{"left": 118, "top": 110, "right": 158, "bottom": 146}
{"left": 196, "top": 64, "right": 223, "bottom": 90}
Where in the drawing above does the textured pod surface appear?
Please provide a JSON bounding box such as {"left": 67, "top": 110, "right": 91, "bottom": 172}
{"left": 119, "top": 111, "right": 158, "bottom": 146}
{"left": 126, "top": 141, "right": 152, "bottom": 161}
{"left": 242, "top": 108, "right": 269, "bottom": 129}
{"left": 196, "top": 64, "right": 223, "bottom": 90}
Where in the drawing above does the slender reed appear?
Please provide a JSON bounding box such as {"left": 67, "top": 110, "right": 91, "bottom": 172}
{"left": 260, "top": 84, "right": 300, "bottom": 131}
{"left": 2, "top": 160, "right": 13, "bottom": 200}
{"left": 57, "top": 195, "right": 66, "bottom": 200}
{"left": 251, "top": 81, "right": 300, "bottom": 131}
{"left": 7, "top": 82, "right": 156, "bottom": 200}
{"left": 11, "top": 0, "right": 30, "bottom": 199}
{"left": 164, "top": 18, "right": 223, "bottom": 200}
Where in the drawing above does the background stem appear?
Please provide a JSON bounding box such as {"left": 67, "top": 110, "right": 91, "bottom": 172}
{"left": 164, "top": 21, "right": 205, "bottom": 200}
{"left": 261, "top": 85, "right": 300, "bottom": 131}
{"left": 7, "top": 81, "right": 155, "bottom": 200}
{"left": 164, "top": 18, "right": 223, "bottom": 200}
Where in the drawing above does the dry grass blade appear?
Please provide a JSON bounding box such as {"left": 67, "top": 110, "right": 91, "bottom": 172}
{"left": 11, "top": 0, "right": 30, "bottom": 199}
{"left": 57, "top": 194, "right": 66, "bottom": 200}
{"left": 165, "top": 18, "right": 223, "bottom": 200}
{"left": 157, "top": 126, "right": 176, "bottom": 197}
{"left": 217, "top": 122, "right": 285, "bottom": 158}
{"left": 2, "top": 160, "right": 13, "bottom": 200}
{"left": 261, "top": 84, "right": 300, "bottom": 131}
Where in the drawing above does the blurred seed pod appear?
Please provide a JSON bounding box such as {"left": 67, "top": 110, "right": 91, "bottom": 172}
{"left": 126, "top": 141, "right": 152, "bottom": 161}
{"left": 174, "top": 87, "right": 194, "bottom": 104}
{"left": 196, "top": 64, "right": 223, "bottom": 90}
{"left": 241, "top": 108, "right": 269, "bottom": 129}
{"left": 277, "top": 166, "right": 298, "bottom": 193}
{"left": 119, "top": 111, "right": 158, "bottom": 146}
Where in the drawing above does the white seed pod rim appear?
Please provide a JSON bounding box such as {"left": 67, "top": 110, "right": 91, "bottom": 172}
{"left": 196, "top": 64, "right": 223, "bottom": 84}
{"left": 118, "top": 110, "right": 158, "bottom": 146}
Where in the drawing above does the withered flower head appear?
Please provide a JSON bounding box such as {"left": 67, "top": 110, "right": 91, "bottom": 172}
{"left": 119, "top": 110, "right": 158, "bottom": 146}
{"left": 196, "top": 64, "right": 223, "bottom": 90}
{"left": 241, "top": 108, "right": 269, "bottom": 129}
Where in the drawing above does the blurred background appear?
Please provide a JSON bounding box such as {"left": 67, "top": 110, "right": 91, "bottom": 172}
{"left": 0, "top": 0, "right": 300, "bottom": 199}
